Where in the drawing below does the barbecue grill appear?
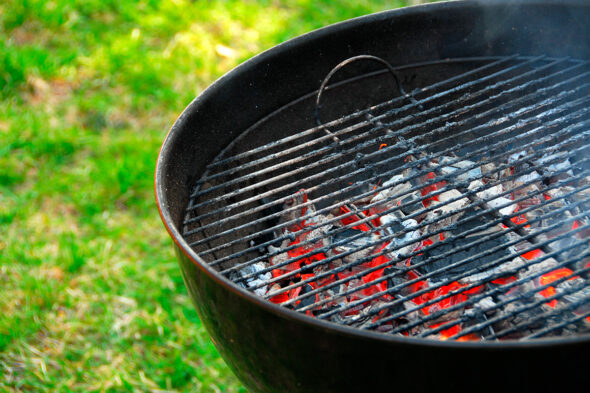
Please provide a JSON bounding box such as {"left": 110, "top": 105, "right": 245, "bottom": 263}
{"left": 155, "top": 1, "right": 590, "bottom": 392}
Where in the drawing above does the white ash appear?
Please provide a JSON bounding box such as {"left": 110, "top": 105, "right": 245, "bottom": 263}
{"left": 436, "top": 189, "right": 470, "bottom": 215}
{"left": 329, "top": 229, "right": 381, "bottom": 264}
{"left": 520, "top": 257, "right": 560, "bottom": 280}
{"left": 508, "top": 150, "right": 528, "bottom": 163}
{"left": 464, "top": 296, "right": 496, "bottom": 317}
{"left": 299, "top": 212, "right": 334, "bottom": 249}
{"left": 276, "top": 189, "right": 317, "bottom": 235}
{"left": 380, "top": 214, "right": 420, "bottom": 258}
{"left": 268, "top": 239, "right": 291, "bottom": 267}
{"left": 459, "top": 256, "right": 527, "bottom": 284}
{"left": 229, "top": 262, "right": 272, "bottom": 297}
{"left": 535, "top": 153, "right": 574, "bottom": 177}
{"left": 258, "top": 144, "right": 590, "bottom": 340}
{"left": 370, "top": 174, "right": 412, "bottom": 213}
{"left": 438, "top": 156, "right": 482, "bottom": 182}
{"left": 556, "top": 278, "right": 590, "bottom": 308}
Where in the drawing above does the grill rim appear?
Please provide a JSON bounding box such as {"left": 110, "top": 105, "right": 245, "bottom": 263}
{"left": 157, "top": 87, "right": 590, "bottom": 347}
{"left": 156, "top": 0, "right": 590, "bottom": 348}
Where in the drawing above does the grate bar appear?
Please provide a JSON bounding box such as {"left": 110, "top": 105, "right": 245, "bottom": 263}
{"left": 222, "top": 129, "right": 590, "bottom": 294}
{"left": 217, "top": 134, "right": 589, "bottom": 286}
{"left": 311, "top": 193, "right": 590, "bottom": 321}
{"left": 192, "top": 56, "right": 569, "bottom": 194}
{"left": 375, "top": 223, "right": 590, "bottom": 335}
{"left": 421, "top": 253, "right": 590, "bottom": 339}
{"left": 494, "top": 289, "right": 590, "bottom": 340}
{"left": 238, "top": 134, "right": 590, "bottom": 289}
{"left": 202, "top": 109, "right": 590, "bottom": 272}
{"left": 289, "top": 176, "right": 590, "bottom": 311}
{"left": 181, "top": 56, "right": 590, "bottom": 340}
{"left": 521, "top": 308, "right": 590, "bottom": 340}
{"left": 186, "top": 57, "right": 583, "bottom": 213}
{"left": 197, "top": 114, "right": 589, "bottom": 271}
{"left": 200, "top": 55, "right": 522, "bottom": 173}
{"left": 186, "top": 76, "right": 590, "bottom": 241}
{"left": 446, "top": 262, "right": 590, "bottom": 340}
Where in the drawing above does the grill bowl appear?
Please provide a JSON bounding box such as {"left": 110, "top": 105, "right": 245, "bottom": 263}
{"left": 156, "top": 1, "right": 590, "bottom": 392}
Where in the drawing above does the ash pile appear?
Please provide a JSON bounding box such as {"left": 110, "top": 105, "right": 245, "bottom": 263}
{"left": 231, "top": 149, "right": 590, "bottom": 341}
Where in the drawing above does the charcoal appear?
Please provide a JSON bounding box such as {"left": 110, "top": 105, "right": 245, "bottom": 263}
{"left": 402, "top": 301, "right": 424, "bottom": 324}
{"left": 402, "top": 166, "right": 423, "bottom": 187}
{"left": 535, "top": 153, "right": 574, "bottom": 176}
{"left": 519, "top": 257, "right": 559, "bottom": 280}
{"left": 268, "top": 240, "right": 291, "bottom": 267}
{"left": 439, "top": 157, "right": 482, "bottom": 182}
{"left": 508, "top": 150, "right": 528, "bottom": 163}
{"left": 411, "top": 210, "right": 511, "bottom": 280}
{"left": 370, "top": 174, "right": 412, "bottom": 213}
{"left": 399, "top": 191, "right": 424, "bottom": 215}
{"left": 480, "top": 162, "right": 497, "bottom": 180}
{"left": 261, "top": 134, "right": 590, "bottom": 341}
{"left": 381, "top": 214, "right": 420, "bottom": 258}
{"left": 355, "top": 301, "right": 391, "bottom": 328}
{"left": 329, "top": 228, "right": 380, "bottom": 264}
{"left": 229, "top": 261, "right": 272, "bottom": 297}
{"left": 299, "top": 212, "right": 333, "bottom": 248}
{"left": 278, "top": 189, "right": 316, "bottom": 234}
{"left": 460, "top": 256, "right": 527, "bottom": 284}
{"left": 384, "top": 266, "right": 413, "bottom": 297}
{"left": 293, "top": 283, "right": 316, "bottom": 310}
{"left": 465, "top": 296, "right": 496, "bottom": 316}
{"left": 557, "top": 278, "right": 590, "bottom": 307}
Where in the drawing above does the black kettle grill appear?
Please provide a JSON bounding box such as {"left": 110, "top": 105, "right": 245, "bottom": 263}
{"left": 156, "top": 1, "right": 590, "bottom": 392}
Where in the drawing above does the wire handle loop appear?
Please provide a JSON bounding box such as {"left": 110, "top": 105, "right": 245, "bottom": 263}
{"left": 314, "top": 55, "right": 419, "bottom": 130}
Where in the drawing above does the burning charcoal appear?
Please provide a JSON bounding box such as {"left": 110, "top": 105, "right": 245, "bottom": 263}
{"left": 402, "top": 301, "right": 423, "bottom": 323}
{"left": 459, "top": 256, "right": 527, "bottom": 284}
{"left": 329, "top": 228, "right": 380, "bottom": 264}
{"left": 520, "top": 257, "right": 559, "bottom": 280}
{"left": 422, "top": 189, "right": 469, "bottom": 245}
{"left": 422, "top": 210, "right": 452, "bottom": 245}
{"left": 411, "top": 210, "right": 512, "bottom": 280}
{"left": 369, "top": 174, "right": 412, "bottom": 214}
{"left": 398, "top": 190, "right": 424, "bottom": 216}
{"left": 317, "top": 284, "right": 346, "bottom": 309}
{"left": 229, "top": 262, "right": 272, "bottom": 297}
{"left": 380, "top": 214, "right": 420, "bottom": 258}
{"left": 508, "top": 150, "right": 528, "bottom": 163}
{"left": 578, "top": 176, "right": 590, "bottom": 187}
{"left": 535, "top": 152, "right": 574, "bottom": 177}
{"left": 515, "top": 170, "right": 541, "bottom": 184}
{"left": 299, "top": 212, "right": 334, "bottom": 249}
{"left": 554, "top": 277, "right": 590, "bottom": 307}
{"left": 469, "top": 181, "right": 516, "bottom": 216}
{"left": 439, "top": 156, "right": 482, "bottom": 182}
{"left": 512, "top": 182, "right": 542, "bottom": 210}
{"left": 268, "top": 240, "right": 291, "bottom": 264}
{"left": 434, "top": 189, "right": 469, "bottom": 215}
{"left": 259, "top": 131, "right": 590, "bottom": 341}
{"left": 480, "top": 162, "right": 497, "bottom": 180}
{"left": 471, "top": 296, "right": 496, "bottom": 314}
{"left": 485, "top": 196, "right": 516, "bottom": 216}
{"left": 293, "top": 283, "right": 316, "bottom": 311}
{"left": 278, "top": 189, "right": 314, "bottom": 233}
{"left": 354, "top": 301, "right": 391, "bottom": 329}
{"left": 384, "top": 265, "right": 415, "bottom": 297}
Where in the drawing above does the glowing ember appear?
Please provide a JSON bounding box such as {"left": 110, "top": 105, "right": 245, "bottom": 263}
{"left": 258, "top": 146, "right": 590, "bottom": 341}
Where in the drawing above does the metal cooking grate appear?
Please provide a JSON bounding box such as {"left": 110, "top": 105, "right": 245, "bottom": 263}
{"left": 182, "top": 55, "right": 590, "bottom": 341}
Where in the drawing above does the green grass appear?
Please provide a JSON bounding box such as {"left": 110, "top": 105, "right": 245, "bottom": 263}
{"left": 0, "top": 1, "right": 431, "bottom": 391}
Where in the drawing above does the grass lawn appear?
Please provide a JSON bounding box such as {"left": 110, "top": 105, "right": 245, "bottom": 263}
{"left": 0, "top": 1, "right": 430, "bottom": 391}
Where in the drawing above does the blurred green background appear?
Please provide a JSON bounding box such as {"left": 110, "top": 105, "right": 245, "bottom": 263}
{"left": 0, "top": 1, "right": 431, "bottom": 392}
